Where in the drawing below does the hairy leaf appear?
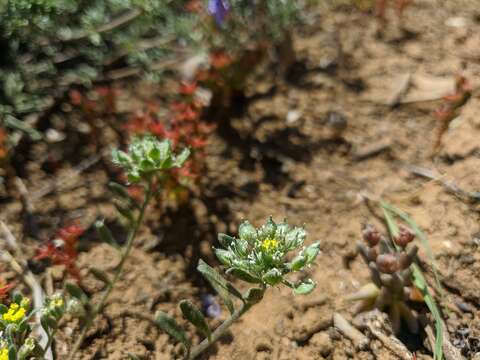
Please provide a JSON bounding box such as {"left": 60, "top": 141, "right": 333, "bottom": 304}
{"left": 197, "top": 259, "right": 239, "bottom": 313}
{"left": 179, "top": 300, "right": 211, "bottom": 341}
{"left": 155, "top": 311, "right": 190, "bottom": 350}
{"left": 293, "top": 279, "right": 316, "bottom": 295}
{"left": 226, "top": 268, "right": 262, "bottom": 284}
{"left": 95, "top": 220, "right": 119, "bottom": 249}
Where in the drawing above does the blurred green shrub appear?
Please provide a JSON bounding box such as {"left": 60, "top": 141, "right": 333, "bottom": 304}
{"left": 0, "top": 0, "right": 197, "bottom": 120}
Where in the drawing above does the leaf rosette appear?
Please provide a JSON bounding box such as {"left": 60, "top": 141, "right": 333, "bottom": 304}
{"left": 112, "top": 135, "right": 190, "bottom": 184}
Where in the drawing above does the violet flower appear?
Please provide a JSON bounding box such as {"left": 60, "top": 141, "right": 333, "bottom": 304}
{"left": 201, "top": 294, "right": 221, "bottom": 319}
{"left": 208, "top": 0, "right": 229, "bottom": 26}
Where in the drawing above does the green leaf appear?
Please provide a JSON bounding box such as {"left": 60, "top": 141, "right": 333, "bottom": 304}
{"left": 261, "top": 217, "right": 277, "bottom": 238}
{"left": 175, "top": 148, "right": 191, "bottom": 167}
{"left": 0, "top": 304, "right": 8, "bottom": 314}
{"left": 243, "top": 287, "right": 264, "bottom": 304}
{"left": 226, "top": 268, "right": 262, "bottom": 284}
{"left": 149, "top": 147, "right": 161, "bottom": 161}
{"left": 411, "top": 264, "right": 443, "bottom": 360}
{"left": 262, "top": 268, "right": 282, "bottom": 286}
{"left": 4, "top": 114, "right": 42, "bottom": 141}
{"left": 293, "top": 279, "right": 316, "bottom": 295}
{"left": 111, "top": 149, "right": 131, "bottom": 167}
{"left": 217, "top": 233, "right": 235, "bottom": 248}
{"left": 108, "top": 182, "right": 130, "bottom": 199}
{"left": 285, "top": 227, "right": 306, "bottom": 249}
{"left": 238, "top": 221, "right": 256, "bottom": 242}
{"left": 214, "top": 248, "right": 233, "bottom": 266}
{"left": 197, "top": 259, "right": 240, "bottom": 313}
{"left": 288, "top": 254, "right": 307, "bottom": 271}
{"left": 155, "top": 311, "right": 190, "bottom": 350}
{"left": 65, "top": 283, "right": 89, "bottom": 305}
{"left": 305, "top": 242, "right": 321, "bottom": 264}
{"left": 13, "top": 293, "right": 22, "bottom": 304}
{"left": 89, "top": 267, "right": 111, "bottom": 285}
{"left": 115, "top": 203, "right": 134, "bottom": 223}
{"left": 179, "top": 300, "right": 211, "bottom": 341}
{"left": 158, "top": 139, "right": 171, "bottom": 160}
{"left": 41, "top": 314, "right": 57, "bottom": 331}
{"left": 95, "top": 220, "right": 119, "bottom": 249}
{"left": 275, "top": 221, "right": 290, "bottom": 238}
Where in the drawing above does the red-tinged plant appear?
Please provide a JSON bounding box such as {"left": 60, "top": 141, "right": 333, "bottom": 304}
{"left": 35, "top": 224, "right": 85, "bottom": 280}
{"left": 95, "top": 86, "right": 119, "bottom": 115}
{"left": 0, "top": 282, "right": 15, "bottom": 299}
{"left": 69, "top": 86, "right": 119, "bottom": 116}
{"left": 0, "top": 127, "right": 8, "bottom": 160}
{"left": 196, "top": 48, "right": 267, "bottom": 110}
{"left": 123, "top": 81, "right": 214, "bottom": 191}
{"left": 432, "top": 74, "right": 472, "bottom": 154}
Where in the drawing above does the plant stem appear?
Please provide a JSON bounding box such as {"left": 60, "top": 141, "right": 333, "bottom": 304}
{"left": 187, "top": 301, "right": 254, "bottom": 360}
{"left": 67, "top": 179, "right": 153, "bottom": 359}
{"left": 42, "top": 328, "right": 56, "bottom": 358}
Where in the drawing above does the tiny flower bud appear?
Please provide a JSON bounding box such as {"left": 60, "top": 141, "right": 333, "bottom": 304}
{"left": 66, "top": 298, "right": 86, "bottom": 318}
{"left": 362, "top": 224, "right": 381, "bottom": 247}
{"left": 376, "top": 254, "right": 399, "bottom": 274}
{"left": 393, "top": 226, "right": 415, "bottom": 247}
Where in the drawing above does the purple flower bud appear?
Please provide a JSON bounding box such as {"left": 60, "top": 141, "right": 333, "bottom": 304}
{"left": 362, "top": 224, "right": 381, "bottom": 247}
{"left": 208, "top": 0, "right": 229, "bottom": 26}
{"left": 393, "top": 226, "right": 415, "bottom": 247}
{"left": 201, "top": 294, "right": 221, "bottom": 319}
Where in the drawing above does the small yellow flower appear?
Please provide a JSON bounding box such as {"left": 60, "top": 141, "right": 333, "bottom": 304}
{"left": 2, "top": 302, "right": 26, "bottom": 323}
{"left": 0, "top": 348, "right": 8, "bottom": 360}
{"left": 261, "top": 238, "right": 279, "bottom": 252}
{"left": 52, "top": 297, "right": 64, "bottom": 308}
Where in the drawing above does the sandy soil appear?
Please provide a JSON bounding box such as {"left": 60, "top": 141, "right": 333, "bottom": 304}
{"left": 2, "top": 0, "right": 480, "bottom": 359}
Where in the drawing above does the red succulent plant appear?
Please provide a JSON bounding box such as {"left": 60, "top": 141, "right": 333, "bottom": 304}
{"left": 35, "top": 224, "right": 85, "bottom": 280}
{"left": 0, "top": 282, "right": 15, "bottom": 299}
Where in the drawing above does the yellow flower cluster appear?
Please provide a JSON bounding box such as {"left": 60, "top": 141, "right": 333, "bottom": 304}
{"left": 0, "top": 348, "right": 8, "bottom": 360}
{"left": 261, "top": 238, "right": 279, "bottom": 252}
{"left": 2, "top": 302, "right": 26, "bottom": 323}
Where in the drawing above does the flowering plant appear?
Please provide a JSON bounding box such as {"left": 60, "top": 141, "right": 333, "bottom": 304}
{"left": 216, "top": 217, "right": 320, "bottom": 291}
{"left": 157, "top": 217, "right": 320, "bottom": 359}
{"left": 64, "top": 135, "right": 190, "bottom": 359}
{"left": 0, "top": 293, "right": 69, "bottom": 360}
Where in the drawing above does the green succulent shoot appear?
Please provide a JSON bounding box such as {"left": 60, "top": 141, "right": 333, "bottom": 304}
{"left": 111, "top": 135, "right": 190, "bottom": 184}
{"left": 216, "top": 217, "right": 320, "bottom": 294}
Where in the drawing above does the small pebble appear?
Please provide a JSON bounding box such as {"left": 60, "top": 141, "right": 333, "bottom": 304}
{"left": 286, "top": 110, "right": 302, "bottom": 124}
{"left": 310, "top": 332, "right": 333, "bottom": 357}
